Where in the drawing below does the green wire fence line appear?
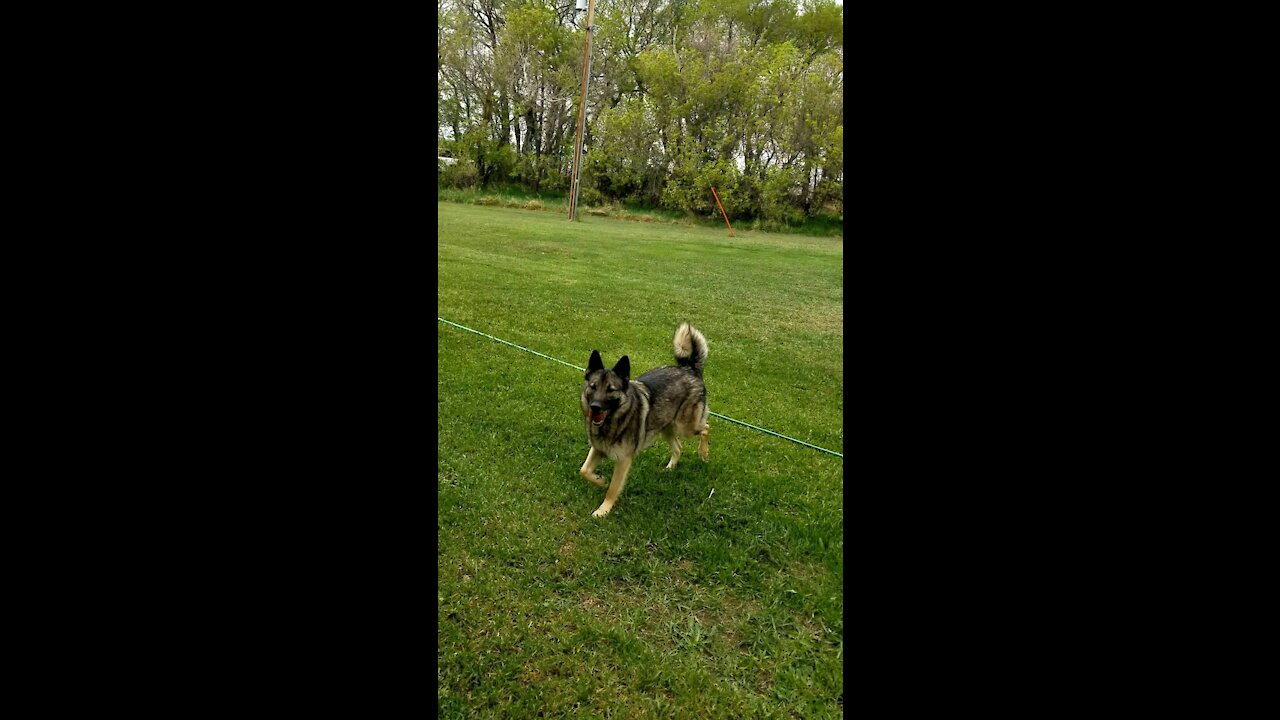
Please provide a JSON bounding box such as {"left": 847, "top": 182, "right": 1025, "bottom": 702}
{"left": 438, "top": 317, "right": 844, "bottom": 459}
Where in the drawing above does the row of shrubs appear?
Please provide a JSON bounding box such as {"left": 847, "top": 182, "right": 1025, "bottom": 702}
{"left": 440, "top": 164, "right": 706, "bottom": 223}
{"left": 439, "top": 162, "right": 841, "bottom": 235}
{"left": 473, "top": 195, "right": 544, "bottom": 211}
{"left": 439, "top": 156, "right": 839, "bottom": 227}
{"left": 438, "top": 187, "right": 828, "bottom": 235}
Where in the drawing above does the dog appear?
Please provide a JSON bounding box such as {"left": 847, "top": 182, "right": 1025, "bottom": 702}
{"left": 578, "top": 323, "right": 710, "bottom": 517}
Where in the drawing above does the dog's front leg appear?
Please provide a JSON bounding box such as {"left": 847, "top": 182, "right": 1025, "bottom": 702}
{"left": 579, "top": 446, "right": 607, "bottom": 487}
{"left": 592, "top": 456, "right": 632, "bottom": 517}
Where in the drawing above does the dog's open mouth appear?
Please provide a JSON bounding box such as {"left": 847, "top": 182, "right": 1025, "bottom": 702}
{"left": 590, "top": 409, "right": 608, "bottom": 425}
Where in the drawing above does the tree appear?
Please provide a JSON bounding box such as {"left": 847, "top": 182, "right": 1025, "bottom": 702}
{"left": 437, "top": 0, "right": 842, "bottom": 225}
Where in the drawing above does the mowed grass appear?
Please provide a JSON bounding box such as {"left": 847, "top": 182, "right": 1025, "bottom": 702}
{"left": 438, "top": 202, "right": 843, "bottom": 719}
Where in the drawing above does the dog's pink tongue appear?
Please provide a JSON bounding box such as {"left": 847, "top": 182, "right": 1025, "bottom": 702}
{"left": 591, "top": 410, "right": 606, "bottom": 423}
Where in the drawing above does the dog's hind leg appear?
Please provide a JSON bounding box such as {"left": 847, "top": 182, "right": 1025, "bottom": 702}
{"left": 664, "top": 433, "right": 682, "bottom": 470}
{"left": 592, "top": 456, "right": 633, "bottom": 517}
{"left": 698, "top": 423, "right": 710, "bottom": 461}
{"left": 579, "top": 446, "right": 607, "bottom": 488}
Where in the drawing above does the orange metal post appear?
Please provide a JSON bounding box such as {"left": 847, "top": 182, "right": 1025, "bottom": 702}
{"left": 710, "top": 185, "right": 734, "bottom": 236}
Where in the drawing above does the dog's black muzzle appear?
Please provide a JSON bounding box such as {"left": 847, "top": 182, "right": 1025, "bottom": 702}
{"left": 588, "top": 403, "right": 608, "bottom": 425}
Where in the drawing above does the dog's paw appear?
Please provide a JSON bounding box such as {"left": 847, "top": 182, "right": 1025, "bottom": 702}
{"left": 698, "top": 449, "right": 709, "bottom": 461}
{"left": 591, "top": 504, "right": 613, "bottom": 518}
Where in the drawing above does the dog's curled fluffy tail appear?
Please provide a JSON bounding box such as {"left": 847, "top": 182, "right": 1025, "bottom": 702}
{"left": 673, "top": 323, "right": 708, "bottom": 377}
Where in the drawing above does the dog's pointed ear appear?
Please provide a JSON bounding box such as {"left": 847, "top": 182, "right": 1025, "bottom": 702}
{"left": 587, "top": 350, "right": 604, "bottom": 377}
{"left": 612, "top": 355, "right": 630, "bottom": 382}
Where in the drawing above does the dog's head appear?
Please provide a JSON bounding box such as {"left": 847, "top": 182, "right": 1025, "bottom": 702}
{"left": 582, "top": 350, "right": 629, "bottom": 426}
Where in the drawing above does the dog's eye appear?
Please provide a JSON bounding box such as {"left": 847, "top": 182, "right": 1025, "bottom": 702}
{"left": 608, "top": 386, "right": 617, "bottom": 392}
{"left": 589, "top": 382, "right": 596, "bottom": 389}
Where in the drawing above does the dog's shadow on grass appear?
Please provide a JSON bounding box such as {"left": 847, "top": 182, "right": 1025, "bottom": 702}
{"left": 576, "top": 455, "right": 758, "bottom": 538}
{"left": 536, "top": 444, "right": 825, "bottom": 597}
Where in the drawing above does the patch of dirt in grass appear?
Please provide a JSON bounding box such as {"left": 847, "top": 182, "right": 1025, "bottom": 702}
{"left": 704, "top": 592, "right": 763, "bottom": 651}
{"left": 721, "top": 627, "right": 746, "bottom": 651}
{"left": 520, "top": 660, "right": 545, "bottom": 684}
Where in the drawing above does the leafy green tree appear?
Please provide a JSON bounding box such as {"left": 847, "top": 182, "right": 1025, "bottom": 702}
{"left": 437, "top": 0, "right": 842, "bottom": 226}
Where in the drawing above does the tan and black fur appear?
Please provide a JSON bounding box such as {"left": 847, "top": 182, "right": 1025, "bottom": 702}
{"left": 578, "top": 323, "right": 710, "bottom": 517}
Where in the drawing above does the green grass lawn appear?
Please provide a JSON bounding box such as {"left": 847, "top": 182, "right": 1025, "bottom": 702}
{"left": 438, "top": 202, "right": 843, "bottom": 718}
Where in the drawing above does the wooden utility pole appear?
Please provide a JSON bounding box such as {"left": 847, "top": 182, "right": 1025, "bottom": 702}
{"left": 567, "top": 0, "right": 597, "bottom": 221}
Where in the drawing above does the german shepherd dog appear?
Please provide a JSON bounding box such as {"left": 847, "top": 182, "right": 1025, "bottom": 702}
{"left": 579, "top": 323, "right": 710, "bottom": 517}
